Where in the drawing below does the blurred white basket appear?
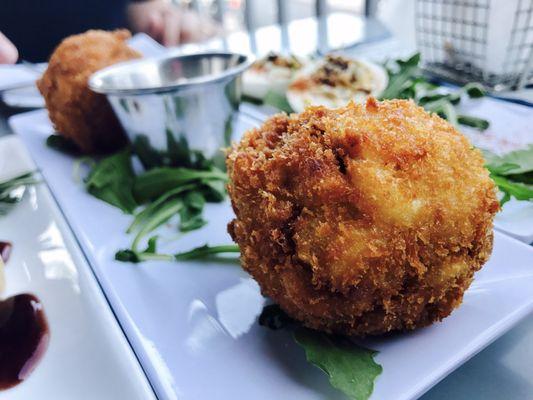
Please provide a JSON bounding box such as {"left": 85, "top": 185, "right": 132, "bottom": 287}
{"left": 415, "top": 0, "right": 533, "bottom": 90}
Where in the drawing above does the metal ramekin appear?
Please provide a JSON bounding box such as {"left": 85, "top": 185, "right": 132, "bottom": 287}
{"left": 89, "top": 51, "right": 253, "bottom": 169}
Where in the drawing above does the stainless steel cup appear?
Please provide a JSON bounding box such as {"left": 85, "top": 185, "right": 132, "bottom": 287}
{"left": 89, "top": 52, "right": 252, "bottom": 169}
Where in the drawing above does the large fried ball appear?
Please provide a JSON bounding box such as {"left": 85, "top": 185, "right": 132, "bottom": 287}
{"left": 227, "top": 98, "right": 499, "bottom": 336}
{"left": 37, "top": 29, "right": 141, "bottom": 153}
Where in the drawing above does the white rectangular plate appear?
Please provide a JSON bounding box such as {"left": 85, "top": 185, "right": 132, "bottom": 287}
{"left": 459, "top": 97, "right": 533, "bottom": 244}
{"left": 0, "top": 136, "right": 155, "bottom": 399}
{"left": 11, "top": 109, "right": 533, "bottom": 400}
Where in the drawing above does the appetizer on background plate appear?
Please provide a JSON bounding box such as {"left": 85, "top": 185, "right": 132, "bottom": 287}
{"left": 287, "top": 54, "right": 388, "bottom": 112}
{"left": 243, "top": 52, "right": 307, "bottom": 100}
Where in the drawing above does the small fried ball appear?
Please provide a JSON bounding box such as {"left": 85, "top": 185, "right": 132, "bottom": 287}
{"left": 38, "top": 29, "right": 141, "bottom": 153}
{"left": 227, "top": 98, "right": 499, "bottom": 336}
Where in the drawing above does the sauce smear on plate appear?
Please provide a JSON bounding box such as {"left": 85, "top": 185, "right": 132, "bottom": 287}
{"left": 0, "top": 294, "right": 49, "bottom": 389}
{"left": 0, "top": 242, "right": 12, "bottom": 263}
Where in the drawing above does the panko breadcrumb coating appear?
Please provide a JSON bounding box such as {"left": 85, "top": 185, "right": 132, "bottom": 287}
{"left": 38, "top": 29, "right": 141, "bottom": 153}
{"left": 227, "top": 98, "right": 499, "bottom": 336}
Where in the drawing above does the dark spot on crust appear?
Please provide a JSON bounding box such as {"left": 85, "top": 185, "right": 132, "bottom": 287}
{"left": 333, "top": 149, "right": 347, "bottom": 174}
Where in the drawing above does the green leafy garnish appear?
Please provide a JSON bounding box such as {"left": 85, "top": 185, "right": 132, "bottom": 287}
{"left": 132, "top": 133, "right": 213, "bottom": 170}
{"left": 46, "top": 134, "right": 80, "bottom": 154}
{"left": 263, "top": 90, "right": 294, "bottom": 113}
{"left": 84, "top": 144, "right": 228, "bottom": 257}
{"left": 0, "top": 171, "right": 40, "bottom": 215}
{"left": 463, "top": 82, "right": 486, "bottom": 98}
{"left": 85, "top": 150, "right": 138, "bottom": 214}
{"left": 242, "top": 94, "right": 263, "bottom": 105}
{"left": 178, "top": 192, "right": 207, "bottom": 232}
{"left": 243, "top": 90, "right": 294, "bottom": 113}
{"left": 381, "top": 53, "right": 489, "bottom": 131}
{"left": 0, "top": 171, "right": 40, "bottom": 199}
{"left": 259, "top": 304, "right": 296, "bottom": 330}
{"left": 489, "top": 175, "right": 533, "bottom": 205}
{"left": 130, "top": 196, "right": 184, "bottom": 251}
{"left": 295, "top": 328, "right": 382, "bottom": 400}
{"left": 115, "top": 242, "right": 240, "bottom": 263}
{"left": 457, "top": 115, "right": 490, "bottom": 131}
{"left": 133, "top": 167, "right": 227, "bottom": 203}
{"left": 124, "top": 166, "right": 226, "bottom": 252}
{"left": 258, "top": 304, "right": 382, "bottom": 400}
{"left": 380, "top": 53, "right": 421, "bottom": 100}
{"left": 484, "top": 146, "right": 533, "bottom": 205}
{"left": 173, "top": 244, "right": 239, "bottom": 260}
{"left": 484, "top": 145, "right": 533, "bottom": 175}
{"left": 126, "top": 185, "right": 194, "bottom": 234}
{"left": 126, "top": 183, "right": 223, "bottom": 253}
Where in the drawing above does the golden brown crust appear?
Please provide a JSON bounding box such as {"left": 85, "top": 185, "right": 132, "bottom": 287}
{"left": 227, "top": 98, "right": 499, "bottom": 336}
{"left": 37, "top": 29, "right": 141, "bottom": 154}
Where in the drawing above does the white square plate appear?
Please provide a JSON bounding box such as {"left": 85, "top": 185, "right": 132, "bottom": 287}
{"left": 0, "top": 136, "right": 155, "bottom": 399}
{"left": 11, "top": 109, "right": 533, "bottom": 400}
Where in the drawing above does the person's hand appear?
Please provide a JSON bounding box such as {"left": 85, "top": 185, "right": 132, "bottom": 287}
{"left": 127, "top": 0, "right": 220, "bottom": 47}
{"left": 0, "top": 32, "right": 18, "bottom": 64}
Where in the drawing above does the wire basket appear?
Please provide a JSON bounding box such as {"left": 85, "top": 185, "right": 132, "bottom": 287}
{"left": 415, "top": 0, "right": 533, "bottom": 91}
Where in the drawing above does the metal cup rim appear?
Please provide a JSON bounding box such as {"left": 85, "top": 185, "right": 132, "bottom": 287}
{"left": 88, "top": 51, "right": 254, "bottom": 96}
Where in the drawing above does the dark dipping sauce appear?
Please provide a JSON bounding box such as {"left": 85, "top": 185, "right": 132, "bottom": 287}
{"left": 0, "top": 241, "right": 12, "bottom": 264}
{"left": 0, "top": 294, "right": 49, "bottom": 390}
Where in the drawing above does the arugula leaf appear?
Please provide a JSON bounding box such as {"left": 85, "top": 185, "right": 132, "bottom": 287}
{"left": 179, "top": 213, "right": 207, "bottom": 232}
{"left": 484, "top": 145, "right": 533, "bottom": 175}
{"left": 131, "top": 135, "right": 163, "bottom": 170}
{"left": 85, "top": 150, "right": 138, "bottom": 214}
{"left": 115, "top": 242, "right": 240, "bottom": 263}
{"left": 380, "top": 54, "right": 489, "bottom": 131}
{"left": 174, "top": 244, "right": 240, "bottom": 260}
{"left": 110, "top": 160, "right": 227, "bottom": 254}
{"left": 177, "top": 192, "right": 207, "bottom": 232}
{"left": 457, "top": 115, "right": 490, "bottom": 130}
{"left": 507, "top": 171, "right": 533, "bottom": 185}
{"left": 165, "top": 131, "right": 213, "bottom": 169}
{"left": 483, "top": 146, "right": 533, "bottom": 204}
{"left": 256, "top": 304, "right": 382, "bottom": 400}
{"left": 145, "top": 235, "right": 159, "bottom": 253}
{"left": 200, "top": 179, "right": 227, "bottom": 202}
{"left": 0, "top": 171, "right": 40, "bottom": 215}
{"left": 259, "top": 304, "right": 296, "bottom": 330}
{"left": 423, "top": 97, "right": 489, "bottom": 131}
{"left": 490, "top": 174, "right": 533, "bottom": 205}
{"left": 115, "top": 248, "right": 174, "bottom": 263}
{"left": 130, "top": 197, "right": 184, "bottom": 251}
{"left": 182, "top": 191, "right": 205, "bottom": 210}
{"left": 396, "top": 52, "right": 421, "bottom": 69}
{"left": 0, "top": 171, "right": 40, "bottom": 196}
{"left": 133, "top": 167, "right": 227, "bottom": 203}
{"left": 46, "top": 134, "right": 80, "bottom": 155}
{"left": 132, "top": 133, "right": 213, "bottom": 170}
{"left": 418, "top": 92, "right": 461, "bottom": 106}
{"left": 463, "top": 82, "right": 486, "bottom": 98}
{"left": 127, "top": 184, "right": 196, "bottom": 234}
{"left": 486, "top": 162, "right": 521, "bottom": 175}
{"left": 380, "top": 53, "right": 421, "bottom": 100}
{"left": 242, "top": 94, "right": 263, "bottom": 105}
{"left": 84, "top": 143, "right": 228, "bottom": 260}
{"left": 294, "top": 328, "right": 382, "bottom": 400}
{"left": 263, "top": 90, "right": 294, "bottom": 113}
{"left": 423, "top": 98, "right": 458, "bottom": 126}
